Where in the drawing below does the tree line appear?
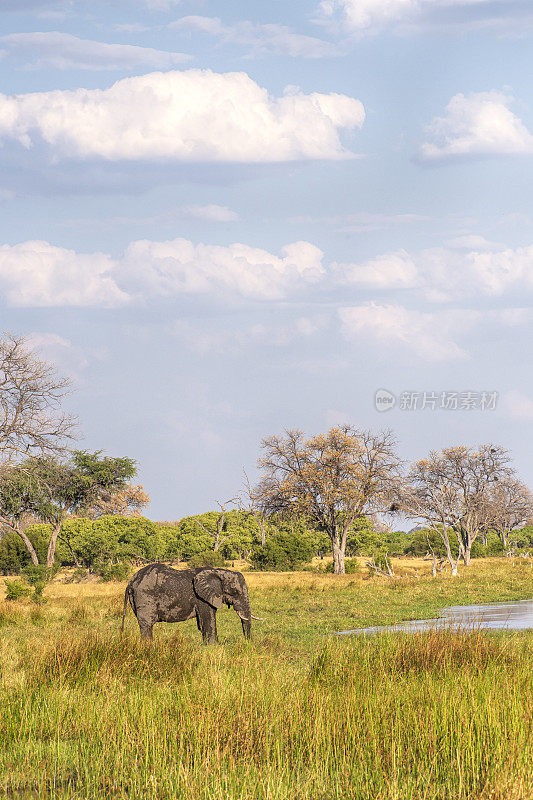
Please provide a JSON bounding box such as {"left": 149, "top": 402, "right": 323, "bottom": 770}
{"left": 1, "top": 334, "right": 532, "bottom": 577}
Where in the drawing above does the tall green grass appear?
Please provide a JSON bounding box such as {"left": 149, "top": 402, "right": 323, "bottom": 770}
{"left": 0, "top": 560, "right": 532, "bottom": 799}
{"left": 1, "top": 625, "right": 532, "bottom": 799}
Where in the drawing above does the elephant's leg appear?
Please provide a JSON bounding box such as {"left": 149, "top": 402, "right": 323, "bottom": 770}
{"left": 139, "top": 624, "right": 154, "bottom": 641}
{"left": 196, "top": 604, "right": 218, "bottom": 644}
{"left": 136, "top": 609, "right": 155, "bottom": 641}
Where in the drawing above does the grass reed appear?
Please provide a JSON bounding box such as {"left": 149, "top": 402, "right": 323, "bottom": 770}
{"left": 0, "top": 559, "right": 532, "bottom": 799}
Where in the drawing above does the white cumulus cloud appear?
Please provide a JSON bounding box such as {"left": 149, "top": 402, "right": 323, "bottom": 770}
{"left": 0, "top": 237, "right": 326, "bottom": 307}
{"left": 0, "top": 31, "right": 191, "bottom": 70}
{"left": 317, "top": 0, "right": 418, "bottom": 33}
{"left": 419, "top": 92, "right": 533, "bottom": 162}
{"left": 0, "top": 241, "right": 127, "bottom": 307}
{"left": 331, "top": 239, "right": 533, "bottom": 301}
{"left": 333, "top": 249, "right": 419, "bottom": 288}
{"left": 419, "top": 244, "right": 533, "bottom": 300}
{"left": 339, "top": 302, "right": 471, "bottom": 361}
{"left": 0, "top": 69, "right": 365, "bottom": 162}
{"left": 120, "top": 238, "right": 326, "bottom": 301}
{"left": 315, "top": 0, "right": 533, "bottom": 36}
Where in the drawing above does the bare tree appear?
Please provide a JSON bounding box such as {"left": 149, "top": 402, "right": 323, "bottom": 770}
{"left": 193, "top": 497, "right": 239, "bottom": 552}
{"left": 484, "top": 478, "right": 533, "bottom": 549}
{"left": 399, "top": 445, "right": 515, "bottom": 572}
{"left": 0, "top": 334, "right": 77, "bottom": 464}
{"left": 397, "top": 464, "right": 462, "bottom": 576}
{"left": 242, "top": 470, "right": 270, "bottom": 546}
{"left": 255, "top": 426, "right": 403, "bottom": 574}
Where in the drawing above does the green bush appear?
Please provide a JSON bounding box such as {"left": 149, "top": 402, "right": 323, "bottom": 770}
{"left": 250, "top": 530, "right": 315, "bottom": 571}
{"left": 21, "top": 564, "right": 53, "bottom": 586}
{"left": 4, "top": 580, "right": 32, "bottom": 601}
{"left": 403, "top": 528, "right": 457, "bottom": 558}
{"left": 67, "top": 567, "right": 90, "bottom": 583}
{"left": 188, "top": 551, "right": 226, "bottom": 569}
{"left": 95, "top": 562, "right": 130, "bottom": 582}
{"left": 321, "top": 558, "right": 360, "bottom": 574}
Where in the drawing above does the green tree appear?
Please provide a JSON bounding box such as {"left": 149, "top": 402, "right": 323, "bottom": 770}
{"left": 250, "top": 528, "right": 315, "bottom": 571}
{"left": 1, "top": 451, "right": 137, "bottom": 567}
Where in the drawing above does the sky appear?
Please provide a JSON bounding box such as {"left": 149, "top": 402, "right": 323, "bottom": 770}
{"left": 1, "top": 0, "right": 532, "bottom": 521}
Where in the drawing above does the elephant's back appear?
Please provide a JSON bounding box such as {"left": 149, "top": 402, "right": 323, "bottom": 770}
{"left": 129, "top": 563, "right": 191, "bottom": 594}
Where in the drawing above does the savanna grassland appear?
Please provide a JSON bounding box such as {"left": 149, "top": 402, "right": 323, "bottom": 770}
{"left": 1, "top": 559, "right": 532, "bottom": 800}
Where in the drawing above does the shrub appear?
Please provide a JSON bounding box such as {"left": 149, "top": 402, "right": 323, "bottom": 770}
{"left": 95, "top": 562, "right": 130, "bottom": 582}
{"left": 188, "top": 550, "right": 226, "bottom": 569}
{"left": 66, "top": 567, "right": 90, "bottom": 583}
{"left": 21, "top": 564, "right": 52, "bottom": 586}
{"left": 250, "top": 530, "right": 315, "bottom": 571}
{"left": 4, "top": 580, "right": 32, "bottom": 601}
{"left": 321, "top": 558, "right": 360, "bottom": 574}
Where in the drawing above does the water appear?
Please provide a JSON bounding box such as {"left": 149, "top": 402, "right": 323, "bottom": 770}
{"left": 335, "top": 598, "right": 533, "bottom": 636}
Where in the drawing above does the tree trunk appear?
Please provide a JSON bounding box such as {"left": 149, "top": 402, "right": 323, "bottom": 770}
{"left": 435, "top": 526, "right": 459, "bottom": 577}
{"left": 462, "top": 545, "right": 471, "bottom": 566}
{"left": 46, "top": 522, "right": 62, "bottom": 568}
{"left": 67, "top": 543, "right": 80, "bottom": 567}
{"left": 16, "top": 526, "right": 39, "bottom": 566}
{"left": 332, "top": 534, "right": 345, "bottom": 575}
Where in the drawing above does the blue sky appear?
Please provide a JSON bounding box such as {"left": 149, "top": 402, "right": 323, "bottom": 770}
{"left": 1, "top": 0, "right": 532, "bottom": 520}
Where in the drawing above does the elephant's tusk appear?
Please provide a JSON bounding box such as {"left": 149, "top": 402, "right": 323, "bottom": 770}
{"left": 250, "top": 614, "right": 266, "bottom": 620}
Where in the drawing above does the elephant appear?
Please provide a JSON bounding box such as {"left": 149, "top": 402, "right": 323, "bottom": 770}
{"left": 121, "top": 563, "right": 260, "bottom": 643}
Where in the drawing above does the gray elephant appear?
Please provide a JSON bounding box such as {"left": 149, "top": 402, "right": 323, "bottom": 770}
{"left": 121, "top": 563, "right": 259, "bottom": 643}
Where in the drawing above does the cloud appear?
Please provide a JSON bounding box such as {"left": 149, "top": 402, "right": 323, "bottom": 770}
{"left": 0, "top": 237, "right": 325, "bottom": 307}
{"left": 180, "top": 205, "right": 239, "bottom": 222}
{"left": 419, "top": 244, "right": 533, "bottom": 300}
{"left": 120, "top": 239, "right": 326, "bottom": 301}
{"left": 316, "top": 0, "right": 419, "bottom": 33}
{"left": 315, "top": 0, "right": 533, "bottom": 36}
{"left": 419, "top": 92, "right": 533, "bottom": 162}
{"left": 0, "top": 69, "right": 364, "bottom": 162}
{"left": 445, "top": 234, "right": 504, "bottom": 250}
{"left": 59, "top": 204, "right": 240, "bottom": 229}
{"left": 0, "top": 241, "right": 128, "bottom": 307}
{"left": 330, "top": 239, "right": 533, "bottom": 300}
{"left": 3, "top": 233, "right": 533, "bottom": 310}
{"left": 171, "top": 16, "right": 339, "bottom": 58}
{"left": 145, "top": 0, "right": 184, "bottom": 8}
{"left": 503, "top": 390, "right": 533, "bottom": 420}
{"left": 333, "top": 250, "right": 419, "bottom": 288}
{"left": 1, "top": 32, "right": 191, "bottom": 70}
{"left": 339, "top": 303, "right": 471, "bottom": 361}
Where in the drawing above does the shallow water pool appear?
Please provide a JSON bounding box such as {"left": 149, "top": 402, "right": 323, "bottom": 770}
{"left": 335, "top": 598, "right": 533, "bottom": 635}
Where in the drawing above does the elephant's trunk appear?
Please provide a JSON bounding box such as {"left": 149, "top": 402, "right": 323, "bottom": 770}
{"left": 234, "top": 587, "right": 252, "bottom": 640}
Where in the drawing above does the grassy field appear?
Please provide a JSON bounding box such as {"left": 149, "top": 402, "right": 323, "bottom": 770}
{"left": 0, "top": 558, "right": 532, "bottom": 799}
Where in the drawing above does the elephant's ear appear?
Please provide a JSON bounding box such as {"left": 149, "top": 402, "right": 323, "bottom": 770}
{"left": 193, "top": 570, "right": 224, "bottom": 609}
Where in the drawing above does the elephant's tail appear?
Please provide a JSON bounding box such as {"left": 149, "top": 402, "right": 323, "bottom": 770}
{"left": 120, "top": 584, "right": 136, "bottom": 633}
